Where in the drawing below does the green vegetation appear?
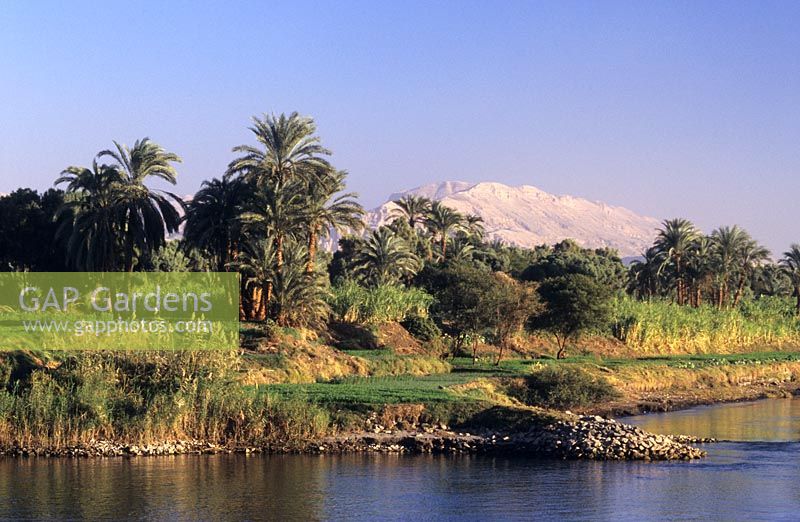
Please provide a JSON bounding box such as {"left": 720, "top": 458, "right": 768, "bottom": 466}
{"left": 512, "top": 366, "right": 620, "bottom": 409}
{"left": 3, "top": 110, "right": 800, "bottom": 449}
{"left": 328, "top": 282, "right": 433, "bottom": 324}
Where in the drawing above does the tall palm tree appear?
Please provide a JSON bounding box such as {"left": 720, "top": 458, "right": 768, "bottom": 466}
{"left": 353, "top": 227, "right": 421, "bottom": 287}
{"left": 303, "top": 169, "right": 364, "bottom": 273}
{"left": 239, "top": 180, "right": 305, "bottom": 271}
{"left": 710, "top": 225, "right": 748, "bottom": 307}
{"left": 732, "top": 238, "right": 770, "bottom": 306}
{"left": 424, "top": 202, "right": 464, "bottom": 260}
{"left": 391, "top": 195, "right": 431, "bottom": 230}
{"left": 184, "top": 176, "right": 249, "bottom": 272}
{"left": 780, "top": 244, "right": 800, "bottom": 316}
{"left": 655, "top": 218, "right": 699, "bottom": 305}
{"left": 227, "top": 112, "right": 331, "bottom": 189}
{"left": 97, "top": 138, "right": 183, "bottom": 271}
{"left": 55, "top": 160, "right": 125, "bottom": 271}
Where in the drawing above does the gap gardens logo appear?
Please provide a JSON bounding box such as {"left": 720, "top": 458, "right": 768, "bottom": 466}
{"left": 0, "top": 273, "right": 239, "bottom": 350}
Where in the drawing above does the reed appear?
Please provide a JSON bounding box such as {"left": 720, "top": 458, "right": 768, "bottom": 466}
{"left": 611, "top": 296, "right": 800, "bottom": 354}
{"left": 328, "top": 281, "right": 434, "bottom": 324}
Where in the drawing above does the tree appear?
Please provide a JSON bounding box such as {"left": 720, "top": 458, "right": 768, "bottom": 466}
{"left": 227, "top": 112, "right": 331, "bottom": 189}
{"left": 520, "top": 239, "right": 627, "bottom": 291}
{"left": 780, "top": 244, "right": 800, "bottom": 316}
{"left": 391, "top": 195, "right": 431, "bottom": 230}
{"left": 97, "top": 138, "right": 184, "bottom": 271}
{"left": 352, "top": 227, "right": 420, "bottom": 287}
{"left": 628, "top": 247, "right": 664, "bottom": 300}
{"left": 417, "top": 263, "right": 499, "bottom": 360}
{"left": 710, "top": 225, "right": 748, "bottom": 308}
{"left": 732, "top": 238, "right": 770, "bottom": 306}
{"left": 529, "top": 273, "right": 613, "bottom": 359}
{"left": 0, "top": 188, "right": 68, "bottom": 271}
{"left": 303, "top": 169, "right": 364, "bottom": 273}
{"left": 485, "top": 273, "right": 539, "bottom": 364}
{"left": 424, "top": 201, "right": 464, "bottom": 260}
{"left": 655, "top": 218, "right": 699, "bottom": 305}
{"left": 184, "top": 176, "right": 249, "bottom": 271}
{"left": 55, "top": 160, "right": 126, "bottom": 271}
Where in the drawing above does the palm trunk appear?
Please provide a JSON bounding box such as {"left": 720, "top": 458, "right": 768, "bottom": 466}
{"left": 732, "top": 273, "right": 747, "bottom": 306}
{"left": 306, "top": 227, "right": 318, "bottom": 274}
{"left": 440, "top": 235, "right": 447, "bottom": 260}
{"left": 795, "top": 286, "right": 800, "bottom": 317}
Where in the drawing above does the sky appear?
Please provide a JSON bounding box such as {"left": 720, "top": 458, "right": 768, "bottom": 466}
{"left": 0, "top": 0, "right": 798, "bottom": 254}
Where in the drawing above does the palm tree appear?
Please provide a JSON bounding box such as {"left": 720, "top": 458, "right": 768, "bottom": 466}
{"left": 353, "top": 227, "right": 421, "bottom": 286}
{"left": 230, "top": 238, "right": 276, "bottom": 321}
{"left": 227, "top": 112, "right": 331, "bottom": 189}
{"left": 628, "top": 247, "right": 664, "bottom": 300}
{"left": 55, "top": 160, "right": 125, "bottom": 270}
{"left": 655, "top": 218, "right": 699, "bottom": 305}
{"left": 753, "top": 263, "right": 791, "bottom": 298}
{"left": 780, "top": 244, "right": 800, "bottom": 316}
{"left": 686, "top": 235, "right": 713, "bottom": 307}
{"left": 270, "top": 241, "right": 330, "bottom": 327}
{"left": 465, "top": 214, "right": 485, "bottom": 240}
{"left": 710, "top": 226, "right": 748, "bottom": 307}
{"left": 97, "top": 138, "right": 183, "bottom": 271}
{"left": 424, "top": 202, "right": 464, "bottom": 260}
{"left": 732, "top": 238, "right": 770, "bottom": 306}
{"left": 391, "top": 195, "right": 431, "bottom": 230}
{"left": 184, "top": 176, "right": 249, "bottom": 271}
{"left": 303, "top": 169, "right": 364, "bottom": 273}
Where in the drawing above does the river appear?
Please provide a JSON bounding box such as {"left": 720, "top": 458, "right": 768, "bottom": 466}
{"left": 1, "top": 399, "right": 799, "bottom": 521}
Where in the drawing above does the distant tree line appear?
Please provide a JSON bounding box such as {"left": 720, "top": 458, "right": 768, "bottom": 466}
{"left": 2, "top": 111, "right": 799, "bottom": 361}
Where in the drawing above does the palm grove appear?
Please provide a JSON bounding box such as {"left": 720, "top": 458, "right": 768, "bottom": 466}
{"left": 2, "top": 112, "right": 800, "bottom": 359}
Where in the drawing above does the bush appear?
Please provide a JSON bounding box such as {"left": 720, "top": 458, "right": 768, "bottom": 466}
{"left": 517, "top": 366, "right": 619, "bottom": 409}
{"left": 401, "top": 315, "right": 442, "bottom": 342}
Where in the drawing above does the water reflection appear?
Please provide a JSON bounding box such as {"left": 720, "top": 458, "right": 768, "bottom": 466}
{"left": 0, "top": 399, "right": 799, "bottom": 521}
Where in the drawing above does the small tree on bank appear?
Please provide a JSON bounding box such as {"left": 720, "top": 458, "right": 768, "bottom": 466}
{"left": 530, "top": 273, "right": 613, "bottom": 359}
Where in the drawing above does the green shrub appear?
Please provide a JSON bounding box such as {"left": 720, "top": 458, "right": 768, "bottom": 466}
{"left": 401, "top": 315, "right": 442, "bottom": 341}
{"left": 517, "top": 366, "right": 619, "bottom": 409}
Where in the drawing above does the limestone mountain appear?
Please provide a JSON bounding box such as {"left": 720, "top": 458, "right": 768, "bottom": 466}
{"left": 369, "top": 181, "right": 660, "bottom": 257}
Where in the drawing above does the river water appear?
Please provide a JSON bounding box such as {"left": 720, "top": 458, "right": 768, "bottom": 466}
{"left": 1, "top": 399, "right": 799, "bottom": 521}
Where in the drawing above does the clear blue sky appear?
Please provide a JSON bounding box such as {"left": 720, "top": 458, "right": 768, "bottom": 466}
{"left": 1, "top": 1, "right": 798, "bottom": 254}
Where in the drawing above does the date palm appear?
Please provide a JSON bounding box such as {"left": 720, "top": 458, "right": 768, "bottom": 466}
{"left": 55, "top": 160, "right": 125, "bottom": 270}
{"left": 353, "top": 227, "right": 421, "bottom": 287}
{"left": 227, "top": 112, "right": 331, "bottom": 189}
{"left": 655, "top": 218, "right": 699, "bottom": 305}
{"left": 465, "top": 214, "right": 485, "bottom": 240}
{"left": 780, "top": 244, "right": 800, "bottom": 316}
{"left": 628, "top": 246, "right": 663, "bottom": 300}
{"left": 184, "top": 177, "right": 249, "bottom": 271}
{"left": 425, "top": 201, "right": 464, "bottom": 260}
{"left": 391, "top": 195, "right": 431, "bottom": 230}
{"left": 710, "top": 225, "right": 748, "bottom": 307}
{"left": 732, "top": 238, "right": 770, "bottom": 306}
{"left": 230, "top": 238, "right": 276, "bottom": 321}
{"left": 304, "top": 169, "right": 364, "bottom": 273}
{"left": 97, "top": 138, "right": 183, "bottom": 271}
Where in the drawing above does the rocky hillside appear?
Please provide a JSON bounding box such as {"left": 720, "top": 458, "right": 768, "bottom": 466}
{"left": 369, "top": 181, "right": 660, "bottom": 257}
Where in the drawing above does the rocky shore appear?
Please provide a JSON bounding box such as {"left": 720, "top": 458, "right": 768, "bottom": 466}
{"left": 310, "top": 414, "right": 711, "bottom": 460}
{"left": 0, "top": 414, "right": 712, "bottom": 460}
